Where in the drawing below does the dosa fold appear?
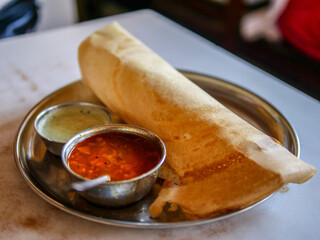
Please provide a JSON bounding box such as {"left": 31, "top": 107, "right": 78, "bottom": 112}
{"left": 78, "top": 22, "right": 316, "bottom": 219}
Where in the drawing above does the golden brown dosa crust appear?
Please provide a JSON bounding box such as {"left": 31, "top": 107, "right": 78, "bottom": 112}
{"left": 150, "top": 152, "right": 283, "bottom": 219}
{"left": 78, "top": 22, "right": 316, "bottom": 219}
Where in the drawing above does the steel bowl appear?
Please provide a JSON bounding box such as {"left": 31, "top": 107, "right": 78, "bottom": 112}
{"left": 61, "top": 124, "right": 166, "bottom": 207}
{"left": 34, "top": 102, "right": 112, "bottom": 156}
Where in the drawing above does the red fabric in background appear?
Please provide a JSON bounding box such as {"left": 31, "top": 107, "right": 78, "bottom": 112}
{"left": 277, "top": 0, "right": 320, "bottom": 61}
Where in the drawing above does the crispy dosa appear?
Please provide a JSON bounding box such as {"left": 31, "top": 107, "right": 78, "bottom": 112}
{"left": 78, "top": 22, "right": 316, "bottom": 219}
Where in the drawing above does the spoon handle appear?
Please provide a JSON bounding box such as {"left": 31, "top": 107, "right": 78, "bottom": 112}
{"left": 70, "top": 175, "right": 111, "bottom": 192}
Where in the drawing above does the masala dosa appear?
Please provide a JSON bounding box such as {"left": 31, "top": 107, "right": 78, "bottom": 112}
{"left": 78, "top": 22, "right": 316, "bottom": 219}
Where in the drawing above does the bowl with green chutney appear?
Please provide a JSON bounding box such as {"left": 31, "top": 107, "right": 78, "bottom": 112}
{"left": 34, "top": 102, "right": 112, "bottom": 156}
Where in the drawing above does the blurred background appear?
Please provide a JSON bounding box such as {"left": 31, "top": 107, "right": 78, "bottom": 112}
{"left": 0, "top": 0, "right": 319, "bottom": 100}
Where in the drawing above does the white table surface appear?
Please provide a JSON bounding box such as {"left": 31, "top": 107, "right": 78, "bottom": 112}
{"left": 0, "top": 9, "right": 319, "bottom": 240}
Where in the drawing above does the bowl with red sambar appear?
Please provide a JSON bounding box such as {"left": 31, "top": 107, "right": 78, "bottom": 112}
{"left": 61, "top": 124, "right": 166, "bottom": 207}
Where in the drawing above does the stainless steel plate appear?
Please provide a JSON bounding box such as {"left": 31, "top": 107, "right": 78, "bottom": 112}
{"left": 14, "top": 71, "right": 299, "bottom": 229}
